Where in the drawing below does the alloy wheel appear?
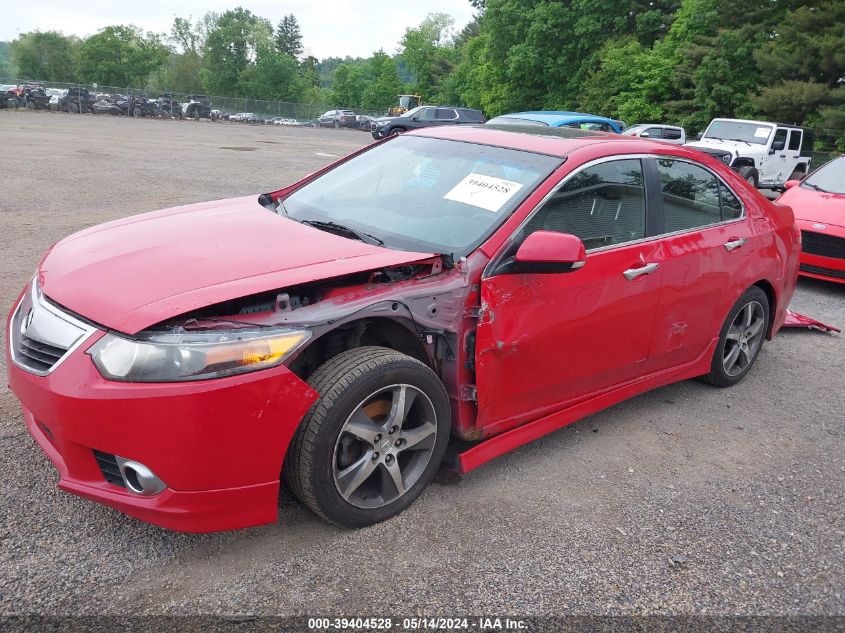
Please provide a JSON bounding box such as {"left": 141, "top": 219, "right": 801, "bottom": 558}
{"left": 722, "top": 301, "right": 765, "bottom": 376}
{"left": 332, "top": 384, "right": 437, "bottom": 509}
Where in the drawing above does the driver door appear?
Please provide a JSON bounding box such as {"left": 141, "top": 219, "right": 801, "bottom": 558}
{"left": 474, "top": 158, "right": 663, "bottom": 432}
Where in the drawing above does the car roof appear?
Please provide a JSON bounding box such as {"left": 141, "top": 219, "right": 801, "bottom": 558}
{"left": 409, "top": 124, "right": 722, "bottom": 161}
{"left": 498, "top": 111, "right": 619, "bottom": 127}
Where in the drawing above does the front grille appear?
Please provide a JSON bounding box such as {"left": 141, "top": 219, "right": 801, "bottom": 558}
{"left": 93, "top": 450, "right": 126, "bottom": 488}
{"left": 801, "top": 230, "right": 845, "bottom": 259}
{"left": 10, "top": 282, "right": 95, "bottom": 376}
{"left": 800, "top": 263, "right": 845, "bottom": 279}
{"left": 16, "top": 335, "right": 67, "bottom": 372}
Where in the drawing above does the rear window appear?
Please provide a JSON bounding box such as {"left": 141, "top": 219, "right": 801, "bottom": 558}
{"left": 486, "top": 116, "right": 548, "bottom": 127}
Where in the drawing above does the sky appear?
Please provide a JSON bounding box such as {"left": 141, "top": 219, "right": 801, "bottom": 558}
{"left": 1, "top": 1, "right": 477, "bottom": 59}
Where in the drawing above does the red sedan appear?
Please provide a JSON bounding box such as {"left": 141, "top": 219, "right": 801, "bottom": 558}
{"left": 777, "top": 155, "right": 845, "bottom": 284}
{"left": 7, "top": 127, "right": 800, "bottom": 532}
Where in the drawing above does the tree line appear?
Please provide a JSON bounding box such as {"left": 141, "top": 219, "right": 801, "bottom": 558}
{"left": 2, "top": 1, "right": 843, "bottom": 148}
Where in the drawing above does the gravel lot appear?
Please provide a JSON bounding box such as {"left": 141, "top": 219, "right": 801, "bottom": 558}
{"left": 0, "top": 112, "right": 843, "bottom": 619}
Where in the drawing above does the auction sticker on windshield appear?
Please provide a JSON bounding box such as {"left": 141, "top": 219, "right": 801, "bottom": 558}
{"left": 444, "top": 173, "right": 524, "bottom": 212}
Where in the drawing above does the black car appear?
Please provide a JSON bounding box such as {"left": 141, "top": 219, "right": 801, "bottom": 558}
{"left": 183, "top": 95, "right": 212, "bottom": 119}
{"left": 58, "top": 88, "right": 94, "bottom": 113}
{"left": 370, "top": 106, "right": 485, "bottom": 139}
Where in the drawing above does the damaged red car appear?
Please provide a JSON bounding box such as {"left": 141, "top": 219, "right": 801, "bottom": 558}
{"left": 7, "top": 126, "right": 800, "bottom": 532}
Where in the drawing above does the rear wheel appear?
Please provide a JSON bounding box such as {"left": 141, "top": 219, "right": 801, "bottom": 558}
{"left": 285, "top": 347, "right": 450, "bottom": 527}
{"left": 737, "top": 166, "right": 758, "bottom": 189}
{"left": 703, "top": 286, "right": 769, "bottom": 387}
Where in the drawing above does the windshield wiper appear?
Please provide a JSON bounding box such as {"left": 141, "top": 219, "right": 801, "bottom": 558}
{"left": 804, "top": 182, "right": 830, "bottom": 193}
{"left": 300, "top": 219, "right": 384, "bottom": 246}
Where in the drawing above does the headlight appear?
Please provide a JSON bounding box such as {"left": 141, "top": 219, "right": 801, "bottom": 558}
{"left": 88, "top": 328, "right": 310, "bottom": 382}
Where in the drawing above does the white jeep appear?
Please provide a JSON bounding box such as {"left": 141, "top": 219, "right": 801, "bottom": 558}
{"left": 685, "top": 118, "right": 814, "bottom": 190}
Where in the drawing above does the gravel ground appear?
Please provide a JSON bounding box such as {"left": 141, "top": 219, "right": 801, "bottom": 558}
{"left": 0, "top": 111, "right": 843, "bottom": 619}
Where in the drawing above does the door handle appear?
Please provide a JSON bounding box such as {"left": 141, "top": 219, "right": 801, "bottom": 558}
{"left": 623, "top": 262, "right": 659, "bottom": 280}
{"left": 724, "top": 238, "right": 747, "bottom": 252}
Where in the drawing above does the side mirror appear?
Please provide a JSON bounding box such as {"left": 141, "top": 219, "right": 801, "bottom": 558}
{"left": 784, "top": 179, "right": 800, "bottom": 189}
{"left": 512, "top": 231, "right": 586, "bottom": 274}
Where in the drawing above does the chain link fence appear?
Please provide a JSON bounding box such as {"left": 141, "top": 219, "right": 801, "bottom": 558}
{"left": 0, "top": 77, "right": 384, "bottom": 121}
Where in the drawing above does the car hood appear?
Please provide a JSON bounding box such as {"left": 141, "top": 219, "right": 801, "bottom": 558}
{"left": 38, "top": 196, "right": 434, "bottom": 334}
{"left": 685, "top": 139, "right": 763, "bottom": 154}
{"left": 778, "top": 186, "right": 845, "bottom": 229}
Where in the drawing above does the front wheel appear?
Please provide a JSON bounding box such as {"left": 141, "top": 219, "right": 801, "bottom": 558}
{"left": 285, "top": 347, "right": 450, "bottom": 528}
{"left": 737, "top": 165, "right": 759, "bottom": 189}
{"left": 703, "top": 286, "right": 769, "bottom": 388}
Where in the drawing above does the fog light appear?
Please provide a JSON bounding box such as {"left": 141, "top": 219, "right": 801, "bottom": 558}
{"left": 116, "top": 457, "right": 167, "bottom": 496}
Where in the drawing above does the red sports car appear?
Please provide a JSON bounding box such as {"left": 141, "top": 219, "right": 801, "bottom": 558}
{"left": 777, "top": 155, "right": 845, "bottom": 284}
{"left": 7, "top": 126, "right": 800, "bottom": 532}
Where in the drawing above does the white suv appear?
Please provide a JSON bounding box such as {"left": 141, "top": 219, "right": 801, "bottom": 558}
{"left": 685, "top": 118, "right": 814, "bottom": 190}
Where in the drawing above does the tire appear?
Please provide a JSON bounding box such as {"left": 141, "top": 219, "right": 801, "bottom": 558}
{"left": 285, "top": 346, "right": 450, "bottom": 528}
{"left": 702, "top": 286, "right": 769, "bottom": 388}
{"left": 737, "top": 166, "right": 758, "bottom": 189}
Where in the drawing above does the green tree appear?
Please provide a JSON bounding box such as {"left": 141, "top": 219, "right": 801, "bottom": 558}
{"left": 10, "top": 31, "right": 79, "bottom": 82}
{"left": 331, "top": 62, "right": 366, "bottom": 107}
{"left": 362, "top": 51, "right": 405, "bottom": 112}
{"left": 202, "top": 8, "right": 272, "bottom": 95}
{"left": 275, "top": 14, "right": 304, "bottom": 58}
{"left": 77, "top": 26, "right": 169, "bottom": 87}
{"left": 238, "top": 44, "right": 301, "bottom": 101}
{"left": 400, "top": 13, "right": 457, "bottom": 98}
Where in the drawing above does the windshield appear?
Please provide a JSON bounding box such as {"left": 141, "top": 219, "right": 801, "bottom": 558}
{"left": 803, "top": 156, "right": 845, "bottom": 195}
{"left": 704, "top": 121, "right": 773, "bottom": 145}
{"left": 280, "top": 135, "right": 562, "bottom": 256}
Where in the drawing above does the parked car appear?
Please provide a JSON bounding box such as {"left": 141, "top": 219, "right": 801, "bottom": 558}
{"left": 9, "top": 82, "right": 49, "bottom": 110}
{"left": 58, "top": 87, "right": 94, "bottom": 113}
{"left": 318, "top": 109, "right": 357, "bottom": 128}
{"left": 685, "top": 118, "right": 814, "bottom": 190}
{"left": 7, "top": 125, "right": 800, "bottom": 532}
{"left": 0, "top": 84, "right": 15, "bottom": 108}
{"left": 622, "top": 123, "right": 686, "bottom": 144}
{"left": 182, "top": 95, "right": 212, "bottom": 119}
{"left": 356, "top": 114, "right": 374, "bottom": 130}
{"left": 776, "top": 155, "right": 845, "bottom": 283}
{"left": 156, "top": 92, "right": 182, "bottom": 118}
{"left": 370, "top": 106, "right": 485, "bottom": 139}
{"left": 485, "top": 111, "right": 624, "bottom": 133}
{"left": 91, "top": 97, "right": 124, "bottom": 116}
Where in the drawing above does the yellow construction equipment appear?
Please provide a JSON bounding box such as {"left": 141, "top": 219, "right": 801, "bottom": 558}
{"left": 388, "top": 94, "right": 422, "bottom": 117}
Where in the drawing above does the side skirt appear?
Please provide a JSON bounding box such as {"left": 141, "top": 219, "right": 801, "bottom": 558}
{"left": 456, "top": 339, "right": 718, "bottom": 473}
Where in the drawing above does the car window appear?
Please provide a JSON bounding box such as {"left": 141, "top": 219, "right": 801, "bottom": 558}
{"left": 663, "top": 128, "right": 683, "bottom": 140}
{"left": 522, "top": 159, "right": 646, "bottom": 250}
{"left": 788, "top": 130, "right": 801, "bottom": 151}
{"left": 720, "top": 183, "right": 743, "bottom": 220}
{"left": 435, "top": 108, "right": 457, "bottom": 120}
{"left": 656, "top": 159, "right": 722, "bottom": 232}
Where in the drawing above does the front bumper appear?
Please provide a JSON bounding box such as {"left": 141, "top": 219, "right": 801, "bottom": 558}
{"left": 7, "top": 314, "right": 318, "bottom": 532}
